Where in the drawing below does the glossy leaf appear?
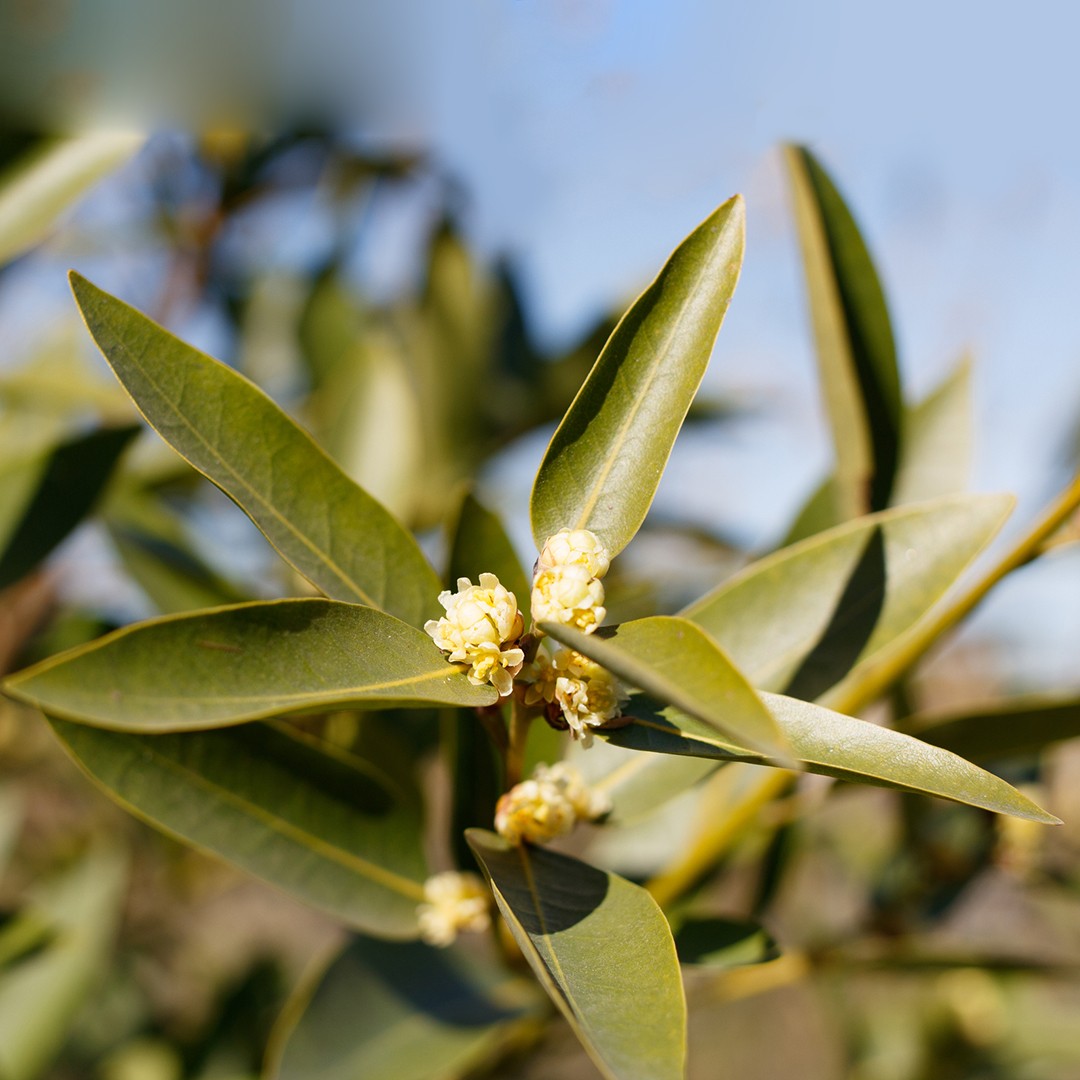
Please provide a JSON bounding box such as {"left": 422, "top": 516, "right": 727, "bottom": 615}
{"left": 892, "top": 356, "right": 973, "bottom": 505}
{"left": 49, "top": 718, "right": 429, "bottom": 936}
{"left": 0, "top": 845, "right": 127, "bottom": 1080}
{"left": 610, "top": 693, "right": 1060, "bottom": 824}
{"left": 910, "top": 694, "right": 1080, "bottom": 762}
{"left": 5, "top": 599, "right": 497, "bottom": 731}
{"left": 541, "top": 615, "right": 791, "bottom": 760}
{"left": 70, "top": 273, "right": 441, "bottom": 626}
{"left": 0, "top": 425, "right": 139, "bottom": 589}
{"left": 784, "top": 144, "right": 901, "bottom": 517}
{"left": 467, "top": 829, "right": 686, "bottom": 1080}
{"left": 674, "top": 917, "right": 779, "bottom": 969}
{"left": 0, "top": 133, "right": 142, "bottom": 265}
{"left": 266, "top": 935, "right": 545, "bottom": 1080}
{"left": 683, "top": 494, "right": 1013, "bottom": 698}
{"left": 531, "top": 196, "right": 745, "bottom": 557}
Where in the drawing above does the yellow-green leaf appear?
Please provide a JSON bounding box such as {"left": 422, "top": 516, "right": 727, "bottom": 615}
{"left": 531, "top": 196, "right": 745, "bottom": 557}
{"left": 49, "top": 718, "right": 429, "bottom": 937}
{"left": 69, "top": 273, "right": 441, "bottom": 627}
{"left": 784, "top": 144, "right": 901, "bottom": 517}
{"left": 541, "top": 615, "right": 791, "bottom": 761}
{"left": 4, "top": 599, "right": 496, "bottom": 730}
{"left": 467, "top": 830, "right": 686, "bottom": 1080}
{"left": 0, "top": 133, "right": 142, "bottom": 265}
{"left": 612, "top": 693, "right": 1060, "bottom": 824}
{"left": 266, "top": 935, "right": 545, "bottom": 1080}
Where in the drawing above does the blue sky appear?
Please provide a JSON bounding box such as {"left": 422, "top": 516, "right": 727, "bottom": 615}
{"left": 4, "top": 0, "right": 1079, "bottom": 685}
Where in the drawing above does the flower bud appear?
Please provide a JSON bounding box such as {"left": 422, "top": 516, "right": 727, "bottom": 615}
{"left": 417, "top": 871, "right": 491, "bottom": 947}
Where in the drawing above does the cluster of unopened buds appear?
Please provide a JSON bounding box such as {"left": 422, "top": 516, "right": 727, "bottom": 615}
{"left": 417, "top": 870, "right": 491, "bottom": 947}
{"left": 423, "top": 527, "right": 627, "bottom": 744}
{"left": 495, "top": 761, "right": 612, "bottom": 845}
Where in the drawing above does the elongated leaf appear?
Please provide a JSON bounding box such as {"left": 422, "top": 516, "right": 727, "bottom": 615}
{"left": 49, "top": 718, "right": 429, "bottom": 936}
{"left": 683, "top": 494, "right": 1013, "bottom": 697}
{"left": 5, "top": 599, "right": 496, "bottom": 730}
{"left": 892, "top": 356, "right": 973, "bottom": 505}
{"left": 0, "top": 425, "right": 139, "bottom": 589}
{"left": 69, "top": 273, "right": 441, "bottom": 626}
{"left": 0, "top": 845, "right": 127, "bottom": 1080}
{"left": 531, "top": 196, "right": 745, "bottom": 557}
{"left": 0, "top": 133, "right": 142, "bottom": 265}
{"left": 467, "top": 830, "right": 686, "bottom": 1080}
{"left": 784, "top": 144, "right": 901, "bottom": 517}
{"left": 910, "top": 694, "right": 1080, "bottom": 762}
{"left": 610, "top": 694, "right": 1060, "bottom": 824}
{"left": 541, "top": 616, "right": 790, "bottom": 760}
{"left": 266, "top": 935, "right": 545, "bottom": 1080}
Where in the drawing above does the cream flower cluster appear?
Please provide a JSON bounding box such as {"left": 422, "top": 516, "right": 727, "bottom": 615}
{"left": 424, "top": 573, "right": 524, "bottom": 696}
{"left": 531, "top": 528, "right": 610, "bottom": 635}
{"left": 495, "top": 762, "right": 612, "bottom": 846}
{"left": 524, "top": 649, "right": 628, "bottom": 746}
{"left": 417, "top": 871, "right": 491, "bottom": 947}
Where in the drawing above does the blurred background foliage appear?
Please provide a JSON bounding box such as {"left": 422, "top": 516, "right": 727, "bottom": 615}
{"left": 0, "top": 130, "right": 1079, "bottom": 1080}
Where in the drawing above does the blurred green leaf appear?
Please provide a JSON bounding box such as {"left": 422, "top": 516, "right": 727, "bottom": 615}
{"left": 0, "top": 425, "right": 139, "bottom": 589}
{"left": 673, "top": 917, "right": 779, "bottom": 968}
{"left": 5, "top": 599, "right": 497, "bottom": 730}
{"left": 610, "top": 693, "right": 1060, "bottom": 824}
{"left": 784, "top": 144, "right": 901, "bottom": 518}
{"left": 467, "top": 829, "right": 686, "bottom": 1080}
{"left": 0, "top": 787, "right": 22, "bottom": 877}
{"left": 49, "top": 718, "right": 428, "bottom": 936}
{"left": 909, "top": 693, "right": 1080, "bottom": 762}
{"left": 319, "top": 327, "right": 424, "bottom": 524}
{"left": 70, "top": 273, "right": 441, "bottom": 627}
{"left": 892, "top": 356, "right": 973, "bottom": 505}
{"left": 266, "top": 935, "right": 544, "bottom": 1080}
{"left": 542, "top": 615, "right": 791, "bottom": 761}
{"left": 0, "top": 133, "right": 143, "bottom": 265}
{"left": 683, "top": 494, "right": 1013, "bottom": 699}
{"left": 448, "top": 490, "right": 531, "bottom": 621}
{"left": 0, "top": 844, "right": 127, "bottom": 1080}
{"left": 574, "top": 741, "right": 717, "bottom": 823}
{"left": 531, "top": 196, "right": 745, "bottom": 557}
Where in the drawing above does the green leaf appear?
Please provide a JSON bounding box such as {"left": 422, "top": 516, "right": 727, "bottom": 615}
{"left": 783, "top": 144, "right": 901, "bottom": 517}
{"left": 448, "top": 490, "right": 531, "bottom": 622}
{"left": 892, "top": 356, "right": 973, "bottom": 506}
{"left": 673, "top": 917, "right": 779, "bottom": 969}
{"left": 610, "top": 693, "right": 1060, "bottom": 824}
{"left": 0, "top": 845, "right": 127, "bottom": 1080}
{"left": 541, "top": 615, "right": 791, "bottom": 761}
{"left": 5, "top": 599, "right": 496, "bottom": 730}
{"left": 48, "top": 718, "right": 429, "bottom": 936}
{"left": 909, "top": 694, "right": 1080, "bottom": 763}
{"left": 683, "top": 494, "right": 1014, "bottom": 699}
{"left": 0, "top": 133, "right": 142, "bottom": 265}
{"left": 266, "top": 935, "right": 545, "bottom": 1080}
{"left": 0, "top": 425, "right": 139, "bottom": 590}
{"left": 69, "top": 273, "right": 441, "bottom": 627}
{"left": 467, "top": 829, "right": 686, "bottom": 1080}
{"left": 531, "top": 196, "right": 745, "bottom": 557}
{"left": 575, "top": 741, "right": 717, "bottom": 823}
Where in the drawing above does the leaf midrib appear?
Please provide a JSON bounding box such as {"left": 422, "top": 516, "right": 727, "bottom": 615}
{"left": 100, "top": 305, "right": 375, "bottom": 606}
{"left": 113, "top": 736, "right": 426, "bottom": 900}
{"left": 571, "top": 254, "right": 723, "bottom": 531}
